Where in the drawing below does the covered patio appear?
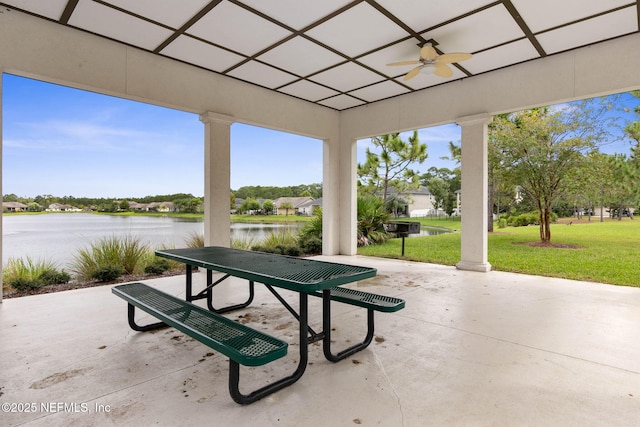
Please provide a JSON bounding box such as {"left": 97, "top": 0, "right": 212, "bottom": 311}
{"left": 3, "top": 256, "right": 640, "bottom": 426}
{"left": 1, "top": 2, "right": 640, "bottom": 425}
{"left": 1, "top": 1, "right": 639, "bottom": 289}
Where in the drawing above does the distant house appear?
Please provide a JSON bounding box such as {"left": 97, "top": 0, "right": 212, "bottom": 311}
{"left": 47, "top": 203, "right": 81, "bottom": 212}
{"left": 298, "top": 198, "right": 322, "bottom": 216}
{"left": 147, "top": 202, "right": 175, "bottom": 212}
{"left": 272, "top": 197, "right": 314, "bottom": 216}
{"left": 128, "top": 201, "right": 147, "bottom": 211}
{"left": 385, "top": 186, "right": 459, "bottom": 217}
{"left": 126, "top": 201, "right": 176, "bottom": 212}
{"left": 3, "top": 201, "right": 28, "bottom": 212}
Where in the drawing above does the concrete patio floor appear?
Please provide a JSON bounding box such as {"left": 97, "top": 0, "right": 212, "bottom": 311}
{"left": 2, "top": 255, "right": 639, "bottom": 427}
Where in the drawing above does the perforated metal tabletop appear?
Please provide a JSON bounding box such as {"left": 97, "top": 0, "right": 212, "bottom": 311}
{"left": 155, "top": 246, "right": 376, "bottom": 292}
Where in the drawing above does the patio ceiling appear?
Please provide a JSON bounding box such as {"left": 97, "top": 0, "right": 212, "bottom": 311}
{"left": 1, "top": 1, "right": 639, "bottom": 111}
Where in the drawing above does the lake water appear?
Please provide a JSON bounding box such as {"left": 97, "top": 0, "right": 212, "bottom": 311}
{"left": 2, "top": 214, "right": 299, "bottom": 268}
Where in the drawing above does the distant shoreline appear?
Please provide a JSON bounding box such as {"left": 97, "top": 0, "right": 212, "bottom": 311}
{"left": 3, "top": 210, "right": 312, "bottom": 223}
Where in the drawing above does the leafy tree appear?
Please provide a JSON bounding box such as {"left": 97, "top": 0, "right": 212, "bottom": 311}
{"left": 490, "top": 101, "right": 615, "bottom": 242}
{"left": 606, "top": 154, "right": 638, "bottom": 219}
{"left": 426, "top": 177, "right": 449, "bottom": 215}
{"left": 279, "top": 201, "right": 294, "bottom": 216}
{"left": 239, "top": 197, "right": 261, "bottom": 214}
{"left": 175, "top": 197, "right": 202, "bottom": 213}
{"left": 623, "top": 90, "right": 640, "bottom": 144}
{"left": 357, "top": 131, "right": 427, "bottom": 203}
{"left": 118, "top": 200, "right": 130, "bottom": 211}
{"left": 262, "top": 199, "right": 275, "bottom": 215}
{"left": 420, "top": 164, "right": 461, "bottom": 217}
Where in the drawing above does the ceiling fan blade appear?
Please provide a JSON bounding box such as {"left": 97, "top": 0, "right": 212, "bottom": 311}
{"left": 386, "top": 60, "right": 421, "bottom": 66}
{"left": 437, "top": 52, "right": 472, "bottom": 64}
{"left": 403, "top": 66, "right": 423, "bottom": 81}
{"left": 434, "top": 62, "right": 453, "bottom": 78}
{"left": 420, "top": 45, "right": 437, "bottom": 60}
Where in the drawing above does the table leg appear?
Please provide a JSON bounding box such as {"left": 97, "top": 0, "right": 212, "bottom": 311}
{"left": 228, "top": 292, "right": 308, "bottom": 404}
{"left": 322, "top": 289, "right": 375, "bottom": 362}
{"left": 185, "top": 265, "right": 194, "bottom": 301}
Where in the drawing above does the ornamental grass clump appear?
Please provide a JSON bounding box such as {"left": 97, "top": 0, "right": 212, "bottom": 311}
{"left": 71, "top": 235, "right": 149, "bottom": 282}
{"left": 3, "top": 257, "right": 70, "bottom": 291}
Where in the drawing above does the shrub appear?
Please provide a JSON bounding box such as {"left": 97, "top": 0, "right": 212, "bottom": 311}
{"left": 357, "top": 195, "right": 391, "bottom": 246}
{"left": 71, "top": 235, "right": 149, "bottom": 281}
{"left": 39, "top": 269, "right": 71, "bottom": 285}
{"left": 299, "top": 235, "right": 323, "bottom": 254}
{"left": 506, "top": 211, "right": 558, "bottom": 227}
{"left": 144, "top": 258, "right": 171, "bottom": 275}
{"left": 185, "top": 232, "right": 204, "bottom": 248}
{"left": 92, "top": 265, "right": 125, "bottom": 282}
{"left": 251, "top": 244, "right": 300, "bottom": 256}
{"left": 231, "top": 236, "right": 256, "bottom": 250}
{"left": 3, "top": 257, "right": 70, "bottom": 291}
{"left": 297, "top": 209, "right": 322, "bottom": 254}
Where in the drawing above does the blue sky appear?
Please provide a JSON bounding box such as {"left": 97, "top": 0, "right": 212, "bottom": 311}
{"left": 2, "top": 74, "right": 637, "bottom": 198}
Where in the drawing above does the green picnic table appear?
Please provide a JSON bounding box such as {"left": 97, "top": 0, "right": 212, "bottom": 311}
{"left": 114, "top": 246, "right": 404, "bottom": 404}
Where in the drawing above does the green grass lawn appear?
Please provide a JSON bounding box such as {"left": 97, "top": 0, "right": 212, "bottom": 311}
{"left": 358, "top": 217, "right": 640, "bottom": 287}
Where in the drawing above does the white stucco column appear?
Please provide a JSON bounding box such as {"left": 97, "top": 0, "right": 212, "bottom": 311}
{"left": 0, "top": 73, "right": 3, "bottom": 303}
{"left": 339, "top": 136, "right": 358, "bottom": 255}
{"left": 322, "top": 135, "right": 357, "bottom": 255}
{"left": 456, "top": 113, "right": 492, "bottom": 272}
{"left": 199, "top": 112, "right": 233, "bottom": 247}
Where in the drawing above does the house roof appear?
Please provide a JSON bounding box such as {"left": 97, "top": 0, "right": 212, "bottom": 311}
{"left": 299, "top": 197, "right": 323, "bottom": 208}
{"left": 273, "top": 196, "right": 314, "bottom": 208}
{"left": 3, "top": 201, "right": 28, "bottom": 208}
{"left": 2, "top": 1, "right": 637, "bottom": 111}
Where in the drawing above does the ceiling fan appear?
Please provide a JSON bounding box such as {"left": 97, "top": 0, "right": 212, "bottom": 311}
{"left": 387, "top": 43, "right": 472, "bottom": 81}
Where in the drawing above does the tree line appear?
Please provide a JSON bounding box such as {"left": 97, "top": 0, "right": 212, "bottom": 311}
{"left": 357, "top": 92, "right": 640, "bottom": 243}
{"left": 3, "top": 184, "right": 323, "bottom": 214}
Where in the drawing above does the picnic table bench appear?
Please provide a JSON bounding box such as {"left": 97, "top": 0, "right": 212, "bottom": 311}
{"left": 113, "top": 247, "right": 405, "bottom": 404}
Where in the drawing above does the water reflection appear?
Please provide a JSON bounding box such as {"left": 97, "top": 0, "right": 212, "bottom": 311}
{"left": 2, "top": 214, "right": 301, "bottom": 266}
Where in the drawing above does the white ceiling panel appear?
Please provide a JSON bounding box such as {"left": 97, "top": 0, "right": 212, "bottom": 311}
{"left": 310, "top": 62, "right": 385, "bottom": 93}
{"left": 227, "top": 61, "right": 297, "bottom": 89}
{"left": 102, "top": 0, "right": 211, "bottom": 29}
{"left": 463, "top": 39, "right": 539, "bottom": 75}
{"left": 278, "top": 80, "right": 340, "bottom": 102}
{"left": 358, "top": 39, "right": 424, "bottom": 78}
{"left": 257, "top": 36, "right": 346, "bottom": 77}
{"left": 348, "top": 81, "right": 410, "bottom": 102}
{"left": 1, "top": 0, "right": 67, "bottom": 20}
{"left": 161, "top": 35, "right": 245, "bottom": 72}
{"left": 4, "top": 0, "right": 638, "bottom": 110}
{"left": 376, "top": 0, "right": 496, "bottom": 33}
{"left": 187, "top": 1, "right": 292, "bottom": 56}
{"left": 68, "top": 0, "right": 174, "bottom": 51}
{"left": 238, "top": 0, "right": 353, "bottom": 30}
{"left": 511, "top": 0, "right": 633, "bottom": 33}
{"left": 318, "top": 94, "right": 365, "bottom": 110}
{"left": 306, "top": 2, "right": 408, "bottom": 57}
{"left": 424, "top": 4, "right": 525, "bottom": 54}
{"left": 536, "top": 8, "right": 638, "bottom": 54}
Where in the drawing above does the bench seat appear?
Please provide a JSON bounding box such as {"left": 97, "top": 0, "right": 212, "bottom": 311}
{"left": 310, "top": 287, "right": 405, "bottom": 312}
{"left": 112, "top": 282, "right": 287, "bottom": 367}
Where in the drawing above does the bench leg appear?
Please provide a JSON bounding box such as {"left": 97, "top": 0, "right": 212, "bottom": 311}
{"left": 127, "top": 304, "right": 168, "bottom": 332}
{"left": 206, "top": 277, "right": 255, "bottom": 314}
{"left": 322, "top": 289, "right": 375, "bottom": 362}
{"left": 228, "top": 292, "right": 309, "bottom": 404}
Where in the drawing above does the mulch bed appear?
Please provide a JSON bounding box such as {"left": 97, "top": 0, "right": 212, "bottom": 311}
{"left": 2, "top": 269, "right": 186, "bottom": 299}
